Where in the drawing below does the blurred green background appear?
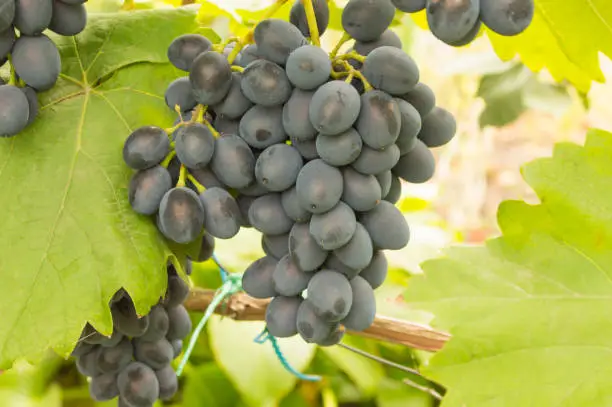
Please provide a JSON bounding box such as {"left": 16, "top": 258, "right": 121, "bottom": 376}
{"left": 5, "top": 0, "right": 612, "bottom": 406}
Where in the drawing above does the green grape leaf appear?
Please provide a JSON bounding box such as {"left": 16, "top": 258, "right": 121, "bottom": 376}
{"left": 405, "top": 129, "right": 612, "bottom": 406}
{"left": 208, "top": 317, "right": 316, "bottom": 407}
{"left": 0, "top": 9, "right": 204, "bottom": 368}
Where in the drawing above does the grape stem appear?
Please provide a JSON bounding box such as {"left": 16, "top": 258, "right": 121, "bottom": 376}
{"left": 160, "top": 151, "right": 176, "bottom": 168}
{"left": 226, "top": 0, "right": 291, "bottom": 64}
{"left": 302, "top": 0, "right": 321, "bottom": 47}
{"left": 187, "top": 174, "right": 206, "bottom": 193}
{"left": 328, "top": 32, "right": 352, "bottom": 59}
{"left": 7, "top": 56, "right": 17, "bottom": 86}
{"left": 231, "top": 65, "right": 245, "bottom": 73}
{"left": 334, "top": 52, "right": 365, "bottom": 63}
{"left": 177, "top": 165, "right": 187, "bottom": 187}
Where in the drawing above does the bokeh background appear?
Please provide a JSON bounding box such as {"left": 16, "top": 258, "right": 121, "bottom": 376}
{"left": 4, "top": 0, "right": 612, "bottom": 406}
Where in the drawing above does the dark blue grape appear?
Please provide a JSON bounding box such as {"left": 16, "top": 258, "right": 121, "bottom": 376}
{"left": 199, "top": 187, "right": 241, "bottom": 239}
{"left": 342, "top": 0, "right": 395, "bottom": 42}
{"left": 0, "top": 0, "right": 15, "bottom": 32}
{"left": 480, "top": 0, "right": 533, "bottom": 36}
{"left": 399, "top": 82, "right": 436, "bottom": 118}
{"left": 296, "top": 300, "right": 337, "bottom": 343}
{"left": 14, "top": 0, "right": 52, "bottom": 35}
{"left": 156, "top": 364, "right": 179, "bottom": 401}
{"left": 262, "top": 232, "right": 289, "bottom": 259}
{"left": 266, "top": 295, "right": 302, "bottom": 338}
{"left": 363, "top": 46, "right": 419, "bottom": 96}
{"left": 426, "top": 0, "right": 480, "bottom": 45}
{"left": 111, "top": 297, "right": 150, "bottom": 338}
{"left": 282, "top": 88, "right": 317, "bottom": 140}
{"left": 241, "top": 59, "right": 292, "bottom": 106}
{"left": 211, "top": 134, "right": 255, "bottom": 189}
{"left": 356, "top": 90, "right": 401, "bottom": 149}
{"left": 354, "top": 29, "right": 402, "bottom": 56}
{"left": 395, "top": 98, "right": 422, "bottom": 154}
{"left": 11, "top": 34, "right": 60, "bottom": 91}
{"left": 309, "top": 80, "right": 361, "bottom": 136}
{"left": 165, "top": 77, "right": 196, "bottom": 113}
{"left": 351, "top": 143, "right": 400, "bottom": 175}
{"left": 341, "top": 276, "right": 376, "bottom": 331}
{"left": 286, "top": 45, "right": 331, "bottom": 90}
{"left": 123, "top": 126, "right": 170, "bottom": 170}
{"left": 273, "top": 254, "right": 312, "bottom": 296}
{"left": 96, "top": 337, "right": 133, "bottom": 374}
{"left": 190, "top": 51, "right": 233, "bottom": 105}
{"left": 166, "top": 305, "right": 192, "bottom": 341}
{"left": 248, "top": 193, "right": 294, "bottom": 235}
{"left": 281, "top": 186, "right": 312, "bottom": 223}
{"left": 134, "top": 337, "right": 174, "bottom": 370}
{"left": 359, "top": 251, "right": 388, "bottom": 289}
{"left": 333, "top": 222, "right": 373, "bottom": 271}
{"left": 296, "top": 159, "right": 343, "bottom": 214}
{"left": 242, "top": 256, "right": 278, "bottom": 299}
{"left": 289, "top": 222, "right": 327, "bottom": 272}
{"left": 239, "top": 105, "right": 287, "bottom": 149}
{"left": 212, "top": 72, "right": 253, "bottom": 119}
{"left": 168, "top": 34, "right": 212, "bottom": 71}
{"left": 174, "top": 123, "right": 215, "bottom": 170}
{"left": 290, "top": 0, "right": 329, "bottom": 37}
{"left": 342, "top": 167, "right": 381, "bottom": 212}
{"left": 49, "top": 1, "right": 86, "bottom": 36}
{"left": 306, "top": 270, "right": 353, "bottom": 322}
{"left": 0, "top": 26, "right": 15, "bottom": 61}
{"left": 254, "top": 18, "right": 307, "bottom": 65}
{"left": 0, "top": 85, "right": 29, "bottom": 137}
{"left": 417, "top": 106, "right": 456, "bottom": 147}
{"left": 310, "top": 201, "right": 357, "bottom": 250}
{"left": 384, "top": 175, "right": 401, "bottom": 204}
{"left": 376, "top": 170, "right": 392, "bottom": 198}
{"left": 316, "top": 128, "right": 363, "bottom": 167}
{"left": 255, "top": 144, "right": 303, "bottom": 192}
{"left": 392, "top": 139, "right": 435, "bottom": 183}
{"left": 360, "top": 200, "right": 409, "bottom": 250}
{"left": 117, "top": 362, "right": 160, "bottom": 407}
{"left": 89, "top": 372, "right": 119, "bottom": 401}
{"left": 140, "top": 305, "right": 170, "bottom": 342}
{"left": 158, "top": 187, "right": 205, "bottom": 244}
{"left": 392, "top": 0, "right": 426, "bottom": 12}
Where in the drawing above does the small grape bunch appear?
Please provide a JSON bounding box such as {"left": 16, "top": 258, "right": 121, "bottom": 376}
{"left": 0, "top": 0, "right": 89, "bottom": 137}
{"left": 72, "top": 262, "right": 204, "bottom": 406}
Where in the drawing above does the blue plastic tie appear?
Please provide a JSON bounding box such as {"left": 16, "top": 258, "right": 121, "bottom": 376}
{"left": 176, "top": 253, "right": 242, "bottom": 377}
{"left": 211, "top": 253, "right": 229, "bottom": 282}
{"left": 254, "top": 329, "right": 322, "bottom": 382}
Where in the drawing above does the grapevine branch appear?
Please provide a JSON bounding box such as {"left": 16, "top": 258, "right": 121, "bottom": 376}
{"left": 184, "top": 287, "right": 450, "bottom": 352}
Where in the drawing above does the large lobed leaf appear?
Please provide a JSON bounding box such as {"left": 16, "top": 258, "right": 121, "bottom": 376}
{"left": 406, "top": 129, "right": 612, "bottom": 406}
{"left": 0, "top": 9, "right": 204, "bottom": 368}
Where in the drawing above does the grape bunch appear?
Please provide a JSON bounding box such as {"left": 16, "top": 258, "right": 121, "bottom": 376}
{"left": 71, "top": 263, "right": 200, "bottom": 406}
{"left": 388, "top": 0, "right": 534, "bottom": 46}
{"left": 0, "top": 0, "right": 88, "bottom": 137}
{"left": 123, "top": 0, "right": 455, "bottom": 349}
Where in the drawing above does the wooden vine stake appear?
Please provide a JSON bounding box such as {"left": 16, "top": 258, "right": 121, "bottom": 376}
{"left": 184, "top": 288, "right": 450, "bottom": 352}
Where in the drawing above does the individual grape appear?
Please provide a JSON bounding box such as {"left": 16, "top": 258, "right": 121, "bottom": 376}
{"left": 212, "top": 72, "right": 253, "bottom": 119}
{"left": 384, "top": 175, "right": 402, "bottom": 204}
{"left": 156, "top": 364, "right": 179, "bottom": 401}
{"left": 255, "top": 144, "right": 303, "bottom": 192}
{"left": 352, "top": 143, "right": 400, "bottom": 175}
{"left": 286, "top": 45, "right": 331, "bottom": 90}
{"left": 213, "top": 114, "right": 239, "bottom": 136}
{"left": 123, "top": 126, "right": 170, "bottom": 170}
{"left": 49, "top": 1, "right": 86, "bottom": 36}
{"left": 117, "top": 362, "right": 160, "bottom": 407}
{"left": 166, "top": 305, "right": 192, "bottom": 341}
{"left": 242, "top": 256, "right": 278, "bottom": 299}
{"left": 0, "top": 0, "right": 14, "bottom": 33}
{"left": 325, "top": 253, "right": 360, "bottom": 279}
{"left": 237, "top": 44, "right": 262, "bottom": 68}
{"left": 14, "top": 0, "right": 52, "bottom": 35}
{"left": 342, "top": 0, "right": 396, "bottom": 42}
{"left": 448, "top": 19, "right": 482, "bottom": 47}
{"left": 134, "top": 337, "right": 174, "bottom": 370}
{"left": 262, "top": 232, "right": 289, "bottom": 259}
{"left": 97, "top": 337, "right": 133, "bottom": 374}
{"left": 392, "top": 0, "right": 426, "bottom": 12}
{"left": 170, "top": 339, "right": 183, "bottom": 359}
{"left": 376, "top": 170, "right": 392, "bottom": 198}
{"left": 395, "top": 98, "right": 422, "bottom": 154}
{"left": 190, "top": 167, "right": 224, "bottom": 189}
{"left": 309, "top": 81, "right": 361, "bottom": 136}
{"left": 248, "top": 193, "right": 294, "bottom": 235}
{"left": 168, "top": 34, "right": 213, "bottom": 71}
{"left": 89, "top": 372, "right": 119, "bottom": 401}
{"left": 71, "top": 341, "right": 95, "bottom": 357}
{"left": 317, "top": 326, "right": 345, "bottom": 346}
{"left": 239, "top": 104, "right": 287, "bottom": 149}
{"left": 165, "top": 77, "right": 196, "bottom": 113}
{"left": 282, "top": 88, "right": 317, "bottom": 140}
{"left": 111, "top": 297, "right": 150, "bottom": 338}
{"left": 190, "top": 51, "right": 233, "bottom": 105}
{"left": 211, "top": 134, "right": 255, "bottom": 189}
{"left": 359, "top": 251, "right": 388, "bottom": 289}
{"left": 241, "top": 59, "right": 292, "bottom": 106}
{"left": 360, "top": 200, "right": 409, "bottom": 250}
{"left": 417, "top": 106, "right": 457, "bottom": 147}
{"left": 174, "top": 123, "right": 215, "bottom": 170}
{"left": 296, "top": 159, "right": 343, "bottom": 214}
{"left": 333, "top": 222, "right": 373, "bottom": 273}
{"left": 341, "top": 167, "right": 381, "bottom": 212}
{"left": 362, "top": 46, "right": 419, "bottom": 95}
{"left": 309, "top": 201, "right": 357, "bottom": 250}
{"left": 254, "top": 18, "right": 307, "bottom": 65}
{"left": 265, "top": 295, "right": 302, "bottom": 338}
{"left": 21, "top": 86, "right": 37, "bottom": 126}
{"left": 140, "top": 305, "right": 170, "bottom": 342}
{"left": 166, "top": 156, "right": 181, "bottom": 186}
{"left": 99, "top": 330, "right": 124, "bottom": 348}
{"left": 76, "top": 349, "right": 101, "bottom": 377}
{"left": 480, "top": 0, "right": 533, "bottom": 36}
{"left": 196, "top": 232, "right": 215, "bottom": 262}
{"left": 341, "top": 276, "right": 376, "bottom": 331}
{"left": 356, "top": 90, "right": 401, "bottom": 149}
{"left": 289, "top": 222, "right": 328, "bottom": 271}
{"left": 354, "top": 29, "right": 402, "bottom": 56}
{"left": 426, "top": 0, "right": 480, "bottom": 45}
{"left": 273, "top": 254, "right": 312, "bottom": 296}
{"left": 296, "top": 300, "right": 337, "bottom": 343}
{"left": 290, "top": 0, "right": 329, "bottom": 37}
{"left": 306, "top": 270, "right": 353, "bottom": 322}
{"left": 199, "top": 187, "right": 242, "bottom": 239}
{"left": 11, "top": 35, "right": 60, "bottom": 91}
{"left": 158, "top": 187, "right": 205, "bottom": 244}
{"left": 316, "top": 128, "right": 363, "bottom": 167}
{"left": 399, "top": 82, "right": 436, "bottom": 118}
{"left": 392, "top": 139, "right": 435, "bottom": 183}
{"left": 0, "top": 85, "right": 29, "bottom": 137}
{"left": 0, "top": 27, "right": 15, "bottom": 61}
{"left": 290, "top": 135, "right": 319, "bottom": 160}
{"left": 281, "top": 186, "right": 312, "bottom": 223}
{"left": 237, "top": 195, "right": 256, "bottom": 227}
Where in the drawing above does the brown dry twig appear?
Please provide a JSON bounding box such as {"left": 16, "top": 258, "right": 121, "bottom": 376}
{"left": 184, "top": 287, "right": 450, "bottom": 352}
